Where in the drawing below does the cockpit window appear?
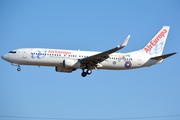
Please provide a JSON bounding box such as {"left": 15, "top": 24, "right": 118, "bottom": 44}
{"left": 9, "top": 51, "right": 16, "bottom": 53}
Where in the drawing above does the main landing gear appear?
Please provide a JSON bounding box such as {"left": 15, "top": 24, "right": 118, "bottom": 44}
{"left": 81, "top": 69, "right": 92, "bottom": 77}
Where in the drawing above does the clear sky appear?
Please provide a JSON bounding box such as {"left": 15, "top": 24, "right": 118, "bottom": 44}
{"left": 0, "top": 0, "right": 180, "bottom": 120}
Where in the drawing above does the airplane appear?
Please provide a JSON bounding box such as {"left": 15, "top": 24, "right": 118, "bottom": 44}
{"left": 1, "top": 26, "right": 177, "bottom": 77}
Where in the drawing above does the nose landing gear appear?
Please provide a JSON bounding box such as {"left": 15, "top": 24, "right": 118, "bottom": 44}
{"left": 11, "top": 63, "right": 21, "bottom": 71}
{"left": 17, "top": 66, "right": 21, "bottom": 71}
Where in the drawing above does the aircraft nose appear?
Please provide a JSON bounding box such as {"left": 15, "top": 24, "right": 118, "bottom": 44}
{"left": 1, "top": 54, "right": 8, "bottom": 60}
{"left": 1, "top": 55, "right": 5, "bottom": 60}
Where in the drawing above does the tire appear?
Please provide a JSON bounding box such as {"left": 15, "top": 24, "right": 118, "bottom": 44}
{"left": 87, "top": 69, "right": 92, "bottom": 75}
{"left": 81, "top": 72, "right": 87, "bottom": 77}
{"left": 17, "top": 68, "right": 21, "bottom": 71}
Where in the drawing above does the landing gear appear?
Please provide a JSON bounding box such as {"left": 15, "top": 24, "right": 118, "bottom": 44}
{"left": 87, "top": 69, "right": 92, "bottom": 75}
{"left": 81, "top": 69, "right": 92, "bottom": 77}
{"left": 81, "top": 71, "right": 87, "bottom": 77}
{"left": 17, "top": 66, "right": 21, "bottom": 71}
{"left": 11, "top": 63, "right": 21, "bottom": 71}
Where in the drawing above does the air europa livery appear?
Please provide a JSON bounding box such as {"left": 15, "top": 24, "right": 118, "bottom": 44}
{"left": 144, "top": 29, "right": 167, "bottom": 53}
{"left": 1, "top": 26, "right": 177, "bottom": 77}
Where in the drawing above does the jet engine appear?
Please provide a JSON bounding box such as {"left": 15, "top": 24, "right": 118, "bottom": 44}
{"left": 63, "top": 59, "right": 81, "bottom": 68}
{"left": 55, "top": 67, "right": 76, "bottom": 73}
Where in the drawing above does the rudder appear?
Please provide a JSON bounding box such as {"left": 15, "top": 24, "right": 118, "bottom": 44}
{"left": 143, "top": 26, "right": 170, "bottom": 57}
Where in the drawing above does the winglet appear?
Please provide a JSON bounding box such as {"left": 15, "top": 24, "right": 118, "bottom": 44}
{"left": 121, "top": 35, "right": 130, "bottom": 47}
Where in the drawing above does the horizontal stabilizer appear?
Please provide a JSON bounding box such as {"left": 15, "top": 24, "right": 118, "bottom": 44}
{"left": 151, "top": 52, "right": 177, "bottom": 60}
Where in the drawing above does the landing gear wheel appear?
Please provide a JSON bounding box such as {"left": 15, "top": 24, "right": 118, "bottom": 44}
{"left": 17, "top": 68, "right": 21, "bottom": 71}
{"left": 81, "top": 72, "right": 87, "bottom": 77}
{"left": 86, "top": 69, "right": 92, "bottom": 75}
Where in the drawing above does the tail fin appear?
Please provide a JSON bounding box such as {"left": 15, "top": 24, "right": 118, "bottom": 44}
{"left": 143, "top": 26, "right": 170, "bottom": 57}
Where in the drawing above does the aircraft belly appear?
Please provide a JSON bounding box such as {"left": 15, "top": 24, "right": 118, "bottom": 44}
{"left": 100, "top": 60, "right": 126, "bottom": 70}
{"left": 100, "top": 57, "right": 141, "bottom": 70}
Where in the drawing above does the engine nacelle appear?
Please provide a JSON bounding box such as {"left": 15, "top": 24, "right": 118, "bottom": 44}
{"left": 63, "top": 59, "right": 81, "bottom": 68}
{"left": 56, "top": 67, "right": 75, "bottom": 73}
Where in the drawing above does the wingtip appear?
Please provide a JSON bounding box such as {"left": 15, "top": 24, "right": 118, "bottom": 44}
{"left": 122, "top": 35, "right": 130, "bottom": 46}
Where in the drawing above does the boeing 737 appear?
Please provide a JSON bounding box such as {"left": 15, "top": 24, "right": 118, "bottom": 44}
{"left": 1, "top": 26, "right": 176, "bottom": 77}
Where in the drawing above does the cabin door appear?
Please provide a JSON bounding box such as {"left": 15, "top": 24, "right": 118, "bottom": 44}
{"left": 22, "top": 50, "right": 27, "bottom": 58}
{"left": 138, "top": 56, "right": 142, "bottom": 65}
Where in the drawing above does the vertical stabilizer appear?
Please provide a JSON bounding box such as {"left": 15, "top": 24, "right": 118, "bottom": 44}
{"left": 143, "top": 26, "right": 170, "bottom": 57}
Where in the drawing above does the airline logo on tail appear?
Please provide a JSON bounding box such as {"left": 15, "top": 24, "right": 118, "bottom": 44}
{"left": 144, "top": 29, "right": 167, "bottom": 54}
{"left": 149, "top": 42, "right": 164, "bottom": 55}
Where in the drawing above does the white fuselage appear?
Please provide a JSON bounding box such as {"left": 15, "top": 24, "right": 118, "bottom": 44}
{"left": 2, "top": 48, "right": 161, "bottom": 70}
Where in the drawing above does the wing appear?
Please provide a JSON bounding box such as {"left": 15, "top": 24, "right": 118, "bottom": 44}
{"left": 80, "top": 35, "right": 130, "bottom": 67}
